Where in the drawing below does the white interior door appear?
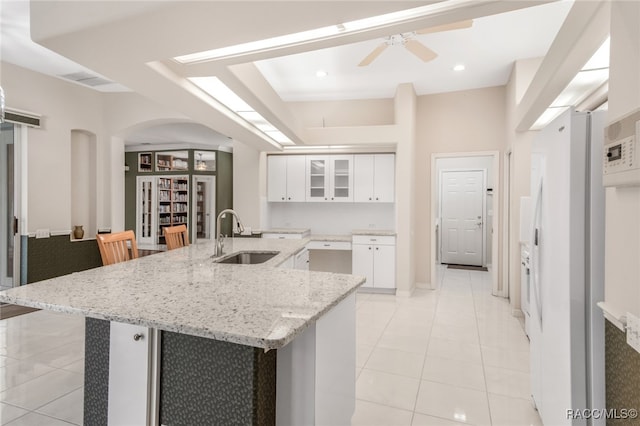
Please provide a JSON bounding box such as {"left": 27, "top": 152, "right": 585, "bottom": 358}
{"left": 193, "top": 176, "right": 216, "bottom": 242}
{"left": 440, "top": 170, "right": 485, "bottom": 266}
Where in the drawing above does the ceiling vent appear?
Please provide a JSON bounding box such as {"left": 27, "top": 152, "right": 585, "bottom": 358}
{"left": 60, "top": 71, "right": 114, "bottom": 87}
{"left": 4, "top": 108, "right": 41, "bottom": 128}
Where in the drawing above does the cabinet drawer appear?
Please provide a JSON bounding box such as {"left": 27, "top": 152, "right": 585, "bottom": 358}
{"left": 306, "top": 241, "right": 352, "bottom": 251}
{"left": 262, "top": 233, "right": 304, "bottom": 240}
{"left": 352, "top": 235, "right": 395, "bottom": 245}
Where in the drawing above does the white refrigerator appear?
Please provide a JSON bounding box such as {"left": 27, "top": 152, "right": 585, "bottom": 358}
{"left": 529, "top": 109, "right": 606, "bottom": 425}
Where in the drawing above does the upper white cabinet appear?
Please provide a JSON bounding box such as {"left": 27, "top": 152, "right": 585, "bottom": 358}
{"left": 306, "top": 155, "right": 353, "bottom": 202}
{"left": 267, "top": 154, "right": 394, "bottom": 203}
{"left": 354, "top": 154, "right": 395, "bottom": 203}
{"left": 268, "top": 156, "right": 306, "bottom": 202}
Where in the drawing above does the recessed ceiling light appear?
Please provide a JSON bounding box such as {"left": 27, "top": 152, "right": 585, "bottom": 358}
{"left": 453, "top": 64, "right": 465, "bottom": 71}
{"left": 316, "top": 70, "right": 328, "bottom": 78}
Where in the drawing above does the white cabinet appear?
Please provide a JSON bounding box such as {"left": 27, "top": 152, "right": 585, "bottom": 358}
{"left": 267, "top": 155, "right": 306, "bottom": 202}
{"left": 294, "top": 248, "right": 310, "bottom": 270}
{"left": 306, "top": 155, "right": 353, "bottom": 202}
{"left": 352, "top": 235, "right": 396, "bottom": 290}
{"left": 354, "top": 154, "right": 395, "bottom": 203}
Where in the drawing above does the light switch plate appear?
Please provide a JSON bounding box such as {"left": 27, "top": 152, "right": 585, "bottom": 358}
{"left": 626, "top": 312, "right": 640, "bottom": 354}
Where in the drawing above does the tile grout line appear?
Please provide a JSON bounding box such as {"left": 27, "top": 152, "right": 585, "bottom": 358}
{"left": 470, "top": 269, "right": 495, "bottom": 426}
{"left": 410, "top": 266, "right": 444, "bottom": 424}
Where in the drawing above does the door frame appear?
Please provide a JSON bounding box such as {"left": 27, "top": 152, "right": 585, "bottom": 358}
{"left": 430, "top": 151, "right": 500, "bottom": 295}
{"left": 439, "top": 168, "right": 487, "bottom": 267}
{"left": 0, "top": 123, "right": 24, "bottom": 288}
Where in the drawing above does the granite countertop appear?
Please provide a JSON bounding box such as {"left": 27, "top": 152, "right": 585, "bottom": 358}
{"left": 261, "top": 228, "right": 311, "bottom": 235}
{"left": 310, "top": 234, "right": 352, "bottom": 242}
{"left": 0, "top": 238, "right": 363, "bottom": 350}
{"left": 351, "top": 229, "right": 397, "bottom": 236}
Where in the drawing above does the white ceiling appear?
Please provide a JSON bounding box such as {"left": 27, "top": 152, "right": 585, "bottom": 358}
{"left": 256, "top": 1, "right": 573, "bottom": 101}
{"left": 0, "top": 1, "right": 578, "bottom": 148}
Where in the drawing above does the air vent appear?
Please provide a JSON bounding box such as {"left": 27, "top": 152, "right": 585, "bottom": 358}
{"left": 4, "top": 108, "right": 41, "bottom": 128}
{"left": 60, "top": 71, "right": 114, "bottom": 87}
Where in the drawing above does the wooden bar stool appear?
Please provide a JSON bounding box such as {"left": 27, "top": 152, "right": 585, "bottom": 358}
{"left": 164, "top": 225, "right": 190, "bottom": 250}
{"left": 96, "top": 230, "right": 139, "bottom": 266}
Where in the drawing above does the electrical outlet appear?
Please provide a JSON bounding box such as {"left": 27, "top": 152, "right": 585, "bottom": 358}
{"left": 626, "top": 312, "right": 640, "bottom": 354}
{"left": 35, "top": 229, "right": 50, "bottom": 239}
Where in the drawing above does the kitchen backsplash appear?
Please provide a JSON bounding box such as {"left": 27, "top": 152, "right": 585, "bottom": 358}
{"left": 268, "top": 202, "right": 395, "bottom": 234}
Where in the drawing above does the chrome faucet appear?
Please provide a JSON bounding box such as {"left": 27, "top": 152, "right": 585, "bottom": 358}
{"left": 214, "top": 209, "right": 245, "bottom": 256}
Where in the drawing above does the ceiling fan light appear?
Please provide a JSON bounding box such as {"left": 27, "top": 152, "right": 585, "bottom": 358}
{"left": 453, "top": 64, "right": 465, "bottom": 71}
{"left": 316, "top": 70, "right": 328, "bottom": 78}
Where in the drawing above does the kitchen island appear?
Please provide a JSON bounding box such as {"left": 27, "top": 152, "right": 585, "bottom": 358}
{"left": 0, "top": 237, "right": 363, "bottom": 425}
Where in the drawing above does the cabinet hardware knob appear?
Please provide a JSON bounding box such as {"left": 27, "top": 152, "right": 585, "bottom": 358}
{"left": 288, "top": 197, "right": 291, "bottom": 200}
{"left": 375, "top": 247, "right": 379, "bottom": 250}
{"left": 369, "top": 197, "right": 372, "bottom": 200}
{"left": 376, "top": 198, "right": 379, "bottom": 200}
{"left": 331, "top": 197, "right": 334, "bottom": 200}
{"left": 281, "top": 197, "right": 285, "bottom": 200}
{"left": 133, "top": 333, "right": 144, "bottom": 341}
{"left": 368, "top": 247, "right": 372, "bottom": 250}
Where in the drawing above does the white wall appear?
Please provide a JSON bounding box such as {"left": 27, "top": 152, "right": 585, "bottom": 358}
{"left": 70, "top": 130, "right": 97, "bottom": 237}
{"left": 415, "top": 86, "right": 507, "bottom": 287}
{"left": 288, "top": 98, "right": 394, "bottom": 127}
{"left": 268, "top": 203, "right": 395, "bottom": 235}
{"left": 2, "top": 61, "right": 218, "bottom": 235}
{"left": 604, "top": 0, "right": 640, "bottom": 317}
{"left": 2, "top": 62, "right": 105, "bottom": 234}
{"left": 232, "top": 139, "right": 261, "bottom": 230}
{"left": 505, "top": 58, "right": 541, "bottom": 312}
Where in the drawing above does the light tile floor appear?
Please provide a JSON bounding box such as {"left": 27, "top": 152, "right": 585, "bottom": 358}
{"left": 0, "top": 309, "right": 84, "bottom": 425}
{"left": 0, "top": 266, "right": 541, "bottom": 425}
{"left": 352, "top": 266, "right": 542, "bottom": 426}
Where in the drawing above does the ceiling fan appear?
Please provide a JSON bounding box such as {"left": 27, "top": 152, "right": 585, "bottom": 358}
{"left": 357, "top": 20, "right": 473, "bottom": 66}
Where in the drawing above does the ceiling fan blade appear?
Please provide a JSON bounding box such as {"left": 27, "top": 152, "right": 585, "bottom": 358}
{"left": 358, "top": 43, "right": 388, "bottom": 67}
{"left": 416, "top": 19, "right": 473, "bottom": 35}
{"left": 404, "top": 40, "right": 438, "bottom": 62}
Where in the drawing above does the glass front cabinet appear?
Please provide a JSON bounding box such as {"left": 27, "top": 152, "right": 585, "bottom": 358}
{"left": 305, "top": 155, "right": 353, "bottom": 202}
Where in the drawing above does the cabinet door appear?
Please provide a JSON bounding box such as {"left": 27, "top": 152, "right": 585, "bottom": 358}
{"left": 373, "top": 244, "right": 395, "bottom": 289}
{"left": 353, "top": 155, "right": 374, "bottom": 202}
{"left": 307, "top": 156, "right": 329, "bottom": 201}
{"left": 286, "top": 156, "right": 306, "bottom": 202}
{"left": 268, "top": 156, "right": 287, "bottom": 202}
{"left": 329, "top": 155, "right": 353, "bottom": 202}
{"left": 373, "top": 154, "right": 395, "bottom": 203}
{"left": 352, "top": 244, "right": 374, "bottom": 288}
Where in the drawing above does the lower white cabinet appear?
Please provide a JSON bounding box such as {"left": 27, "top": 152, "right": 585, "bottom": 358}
{"left": 352, "top": 235, "right": 395, "bottom": 290}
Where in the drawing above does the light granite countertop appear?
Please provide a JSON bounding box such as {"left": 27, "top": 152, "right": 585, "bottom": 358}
{"left": 0, "top": 237, "right": 364, "bottom": 350}
{"left": 310, "top": 234, "right": 352, "bottom": 242}
{"left": 351, "top": 229, "right": 397, "bottom": 236}
{"left": 260, "top": 228, "right": 311, "bottom": 235}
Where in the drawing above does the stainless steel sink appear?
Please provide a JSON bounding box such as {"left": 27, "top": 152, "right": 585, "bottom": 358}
{"left": 214, "top": 251, "right": 279, "bottom": 265}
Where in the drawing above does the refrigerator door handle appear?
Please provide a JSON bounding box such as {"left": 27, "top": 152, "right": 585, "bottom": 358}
{"left": 530, "top": 177, "right": 544, "bottom": 328}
